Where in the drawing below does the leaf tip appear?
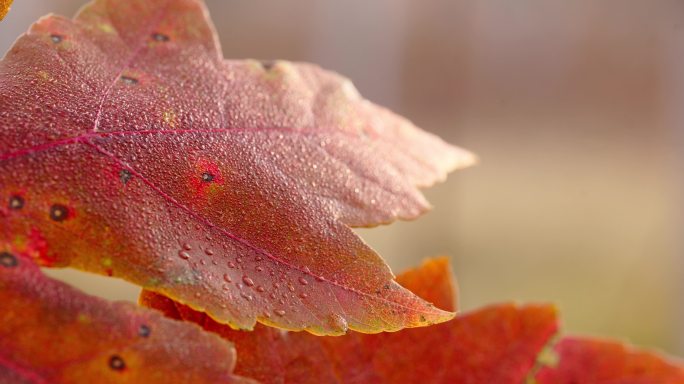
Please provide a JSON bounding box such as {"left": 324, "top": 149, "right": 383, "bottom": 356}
{"left": 396, "top": 255, "right": 458, "bottom": 312}
{"left": 448, "top": 145, "right": 478, "bottom": 171}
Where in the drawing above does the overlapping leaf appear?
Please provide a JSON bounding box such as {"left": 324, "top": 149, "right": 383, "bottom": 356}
{"left": 142, "top": 257, "right": 560, "bottom": 383}
{"left": 0, "top": 250, "right": 254, "bottom": 384}
{"left": 0, "top": 0, "right": 474, "bottom": 334}
{"left": 536, "top": 337, "right": 684, "bottom": 384}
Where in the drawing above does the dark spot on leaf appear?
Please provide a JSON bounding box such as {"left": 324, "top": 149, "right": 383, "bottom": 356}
{"left": 8, "top": 195, "right": 24, "bottom": 210}
{"left": 201, "top": 172, "right": 215, "bottom": 182}
{"left": 119, "top": 169, "right": 132, "bottom": 184}
{"left": 120, "top": 75, "right": 138, "bottom": 85}
{"left": 109, "top": 355, "right": 126, "bottom": 371}
{"left": 260, "top": 60, "right": 275, "bottom": 70}
{"left": 50, "top": 34, "right": 63, "bottom": 44}
{"left": 0, "top": 252, "right": 18, "bottom": 268}
{"left": 49, "top": 204, "right": 69, "bottom": 222}
{"left": 420, "top": 315, "right": 427, "bottom": 322}
{"left": 151, "top": 32, "right": 170, "bottom": 42}
{"left": 139, "top": 324, "right": 151, "bottom": 337}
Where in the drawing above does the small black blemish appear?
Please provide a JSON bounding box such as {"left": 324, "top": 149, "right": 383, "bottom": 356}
{"left": 109, "top": 355, "right": 126, "bottom": 371}
{"left": 138, "top": 324, "right": 151, "bottom": 338}
{"left": 50, "top": 34, "right": 63, "bottom": 44}
{"left": 0, "top": 252, "right": 18, "bottom": 268}
{"left": 420, "top": 315, "right": 427, "bottom": 322}
{"left": 201, "top": 172, "right": 215, "bottom": 183}
{"left": 49, "top": 204, "right": 69, "bottom": 222}
{"left": 120, "top": 75, "right": 138, "bottom": 85}
{"left": 119, "top": 169, "right": 132, "bottom": 184}
{"left": 151, "top": 32, "right": 170, "bottom": 42}
{"left": 8, "top": 195, "right": 24, "bottom": 210}
{"left": 260, "top": 60, "right": 275, "bottom": 71}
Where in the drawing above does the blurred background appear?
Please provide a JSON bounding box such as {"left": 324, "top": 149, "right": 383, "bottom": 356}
{"left": 2, "top": 0, "right": 683, "bottom": 356}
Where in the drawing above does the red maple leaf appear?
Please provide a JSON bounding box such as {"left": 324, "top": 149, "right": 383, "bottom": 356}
{"left": 0, "top": 0, "right": 474, "bottom": 335}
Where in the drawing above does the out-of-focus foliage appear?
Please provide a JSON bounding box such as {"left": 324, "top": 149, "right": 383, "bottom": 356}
{"left": 0, "top": 0, "right": 12, "bottom": 21}
{"left": 536, "top": 337, "right": 684, "bottom": 384}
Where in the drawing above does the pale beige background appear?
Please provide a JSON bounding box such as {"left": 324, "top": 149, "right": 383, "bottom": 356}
{"left": 2, "top": 0, "right": 683, "bottom": 356}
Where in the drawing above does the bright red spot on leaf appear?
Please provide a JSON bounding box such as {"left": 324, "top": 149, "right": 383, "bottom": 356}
{"left": 189, "top": 158, "right": 225, "bottom": 196}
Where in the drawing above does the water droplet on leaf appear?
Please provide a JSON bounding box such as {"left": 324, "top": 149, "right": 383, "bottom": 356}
{"left": 242, "top": 276, "right": 254, "bottom": 287}
{"left": 327, "top": 314, "right": 348, "bottom": 333}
